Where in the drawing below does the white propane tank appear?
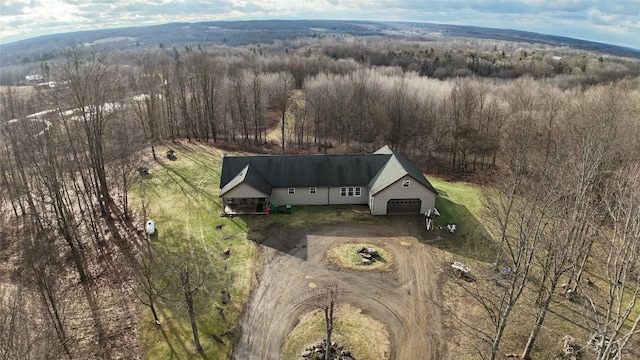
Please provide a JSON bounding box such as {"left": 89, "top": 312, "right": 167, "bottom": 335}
{"left": 146, "top": 220, "right": 155, "bottom": 235}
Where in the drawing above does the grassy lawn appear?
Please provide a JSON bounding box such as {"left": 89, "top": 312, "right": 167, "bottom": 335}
{"left": 428, "top": 177, "right": 495, "bottom": 264}
{"left": 132, "top": 142, "right": 257, "bottom": 360}
{"left": 263, "top": 205, "right": 387, "bottom": 229}
{"left": 281, "top": 304, "right": 390, "bottom": 360}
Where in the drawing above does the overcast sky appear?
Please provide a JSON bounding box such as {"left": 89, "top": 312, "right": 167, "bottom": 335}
{"left": 0, "top": 0, "right": 638, "bottom": 49}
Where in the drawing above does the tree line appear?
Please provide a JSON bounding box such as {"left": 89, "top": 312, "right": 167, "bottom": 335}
{"left": 0, "top": 48, "right": 146, "bottom": 359}
{"left": 450, "top": 84, "right": 640, "bottom": 359}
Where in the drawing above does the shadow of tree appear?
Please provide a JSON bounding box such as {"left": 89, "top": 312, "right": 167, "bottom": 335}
{"left": 171, "top": 143, "right": 223, "bottom": 179}
{"left": 256, "top": 223, "right": 308, "bottom": 261}
{"left": 157, "top": 161, "right": 218, "bottom": 203}
{"left": 156, "top": 306, "right": 192, "bottom": 356}
{"left": 424, "top": 196, "right": 495, "bottom": 263}
{"left": 159, "top": 326, "right": 180, "bottom": 359}
{"left": 153, "top": 158, "right": 249, "bottom": 235}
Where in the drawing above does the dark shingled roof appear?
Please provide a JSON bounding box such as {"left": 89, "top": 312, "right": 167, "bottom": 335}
{"left": 219, "top": 164, "right": 272, "bottom": 196}
{"left": 220, "top": 154, "right": 390, "bottom": 189}
{"left": 219, "top": 146, "right": 438, "bottom": 197}
{"left": 368, "top": 146, "right": 437, "bottom": 195}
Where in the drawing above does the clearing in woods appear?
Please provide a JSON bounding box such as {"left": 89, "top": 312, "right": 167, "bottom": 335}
{"left": 233, "top": 217, "right": 446, "bottom": 360}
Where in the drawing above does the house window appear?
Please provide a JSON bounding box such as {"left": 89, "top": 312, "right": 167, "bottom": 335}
{"left": 402, "top": 180, "right": 411, "bottom": 188}
{"left": 288, "top": 188, "right": 295, "bottom": 194}
{"left": 340, "top": 186, "right": 361, "bottom": 197}
{"left": 309, "top": 187, "right": 317, "bottom": 194}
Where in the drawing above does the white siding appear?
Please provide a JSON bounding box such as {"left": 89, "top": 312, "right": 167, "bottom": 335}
{"left": 270, "top": 187, "right": 329, "bottom": 205}
{"left": 328, "top": 186, "right": 369, "bottom": 205}
{"left": 269, "top": 186, "right": 369, "bottom": 206}
{"left": 223, "top": 178, "right": 434, "bottom": 215}
{"left": 221, "top": 183, "right": 269, "bottom": 199}
{"left": 370, "top": 175, "right": 436, "bottom": 215}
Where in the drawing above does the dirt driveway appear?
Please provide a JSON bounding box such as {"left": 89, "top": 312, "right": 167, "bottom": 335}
{"left": 233, "top": 216, "right": 445, "bottom": 359}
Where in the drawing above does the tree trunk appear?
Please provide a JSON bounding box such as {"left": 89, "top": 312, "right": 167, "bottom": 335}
{"left": 182, "top": 271, "right": 203, "bottom": 352}
{"left": 188, "top": 300, "right": 202, "bottom": 352}
{"left": 325, "top": 301, "right": 334, "bottom": 360}
{"left": 35, "top": 260, "right": 72, "bottom": 359}
{"left": 490, "top": 304, "right": 512, "bottom": 360}
{"left": 574, "top": 240, "right": 594, "bottom": 288}
{"left": 521, "top": 292, "right": 553, "bottom": 359}
{"left": 150, "top": 300, "right": 161, "bottom": 326}
{"left": 281, "top": 110, "right": 286, "bottom": 152}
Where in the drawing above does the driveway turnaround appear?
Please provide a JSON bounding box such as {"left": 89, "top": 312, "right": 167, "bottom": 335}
{"left": 233, "top": 217, "right": 445, "bottom": 360}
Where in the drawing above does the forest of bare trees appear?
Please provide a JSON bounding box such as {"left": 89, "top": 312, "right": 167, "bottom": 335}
{"left": 1, "top": 34, "right": 640, "bottom": 359}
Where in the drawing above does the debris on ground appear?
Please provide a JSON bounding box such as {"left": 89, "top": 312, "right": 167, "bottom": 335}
{"left": 562, "top": 335, "right": 578, "bottom": 359}
{"left": 356, "top": 246, "right": 379, "bottom": 265}
{"left": 451, "top": 261, "right": 470, "bottom": 273}
{"left": 221, "top": 290, "right": 230, "bottom": 305}
{"left": 589, "top": 333, "right": 618, "bottom": 356}
{"left": 501, "top": 267, "right": 514, "bottom": 278}
{"left": 446, "top": 223, "right": 457, "bottom": 233}
{"left": 137, "top": 166, "right": 149, "bottom": 176}
{"left": 451, "top": 261, "right": 475, "bottom": 281}
{"left": 299, "top": 340, "right": 355, "bottom": 359}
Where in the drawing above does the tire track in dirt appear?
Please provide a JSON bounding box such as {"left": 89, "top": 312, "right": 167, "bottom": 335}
{"left": 233, "top": 217, "right": 444, "bottom": 359}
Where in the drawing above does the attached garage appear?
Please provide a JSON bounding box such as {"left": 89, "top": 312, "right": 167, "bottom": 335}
{"left": 386, "top": 198, "right": 422, "bottom": 214}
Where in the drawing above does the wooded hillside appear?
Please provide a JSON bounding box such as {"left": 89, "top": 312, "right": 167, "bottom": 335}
{"left": 1, "top": 28, "right": 640, "bottom": 359}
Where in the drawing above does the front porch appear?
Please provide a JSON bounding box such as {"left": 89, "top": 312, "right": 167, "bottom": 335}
{"left": 222, "top": 197, "right": 269, "bottom": 216}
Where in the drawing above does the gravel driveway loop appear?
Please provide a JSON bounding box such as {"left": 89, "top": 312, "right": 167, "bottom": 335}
{"left": 233, "top": 216, "right": 445, "bottom": 360}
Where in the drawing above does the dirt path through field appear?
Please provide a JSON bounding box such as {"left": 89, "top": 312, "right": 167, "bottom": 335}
{"left": 233, "top": 216, "right": 445, "bottom": 359}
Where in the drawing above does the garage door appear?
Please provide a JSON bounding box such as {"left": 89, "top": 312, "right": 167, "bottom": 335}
{"left": 387, "top": 199, "right": 422, "bottom": 214}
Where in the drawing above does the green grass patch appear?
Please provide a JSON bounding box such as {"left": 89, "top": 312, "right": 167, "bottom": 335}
{"left": 281, "top": 304, "right": 390, "bottom": 360}
{"left": 131, "top": 143, "right": 257, "bottom": 360}
{"left": 262, "top": 205, "right": 387, "bottom": 229}
{"left": 326, "top": 243, "right": 393, "bottom": 271}
{"left": 429, "top": 177, "right": 495, "bottom": 264}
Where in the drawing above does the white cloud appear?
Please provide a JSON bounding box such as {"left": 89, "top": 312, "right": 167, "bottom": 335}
{"left": 0, "top": 0, "right": 638, "bottom": 49}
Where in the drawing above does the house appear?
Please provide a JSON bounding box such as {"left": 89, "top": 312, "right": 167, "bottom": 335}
{"left": 25, "top": 74, "right": 44, "bottom": 83}
{"left": 218, "top": 145, "right": 437, "bottom": 215}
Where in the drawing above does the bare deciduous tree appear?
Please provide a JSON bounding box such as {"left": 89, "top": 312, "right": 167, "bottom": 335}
{"left": 268, "top": 71, "right": 294, "bottom": 151}
{"left": 587, "top": 166, "right": 640, "bottom": 360}
{"left": 56, "top": 45, "right": 124, "bottom": 217}
{"left": 136, "top": 250, "right": 168, "bottom": 326}
{"left": 300, "top": 281, "right": 338, "bottom": 360}
{"left": 165, "top": 235, "right": 214, "bottom": 354}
